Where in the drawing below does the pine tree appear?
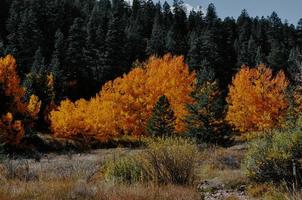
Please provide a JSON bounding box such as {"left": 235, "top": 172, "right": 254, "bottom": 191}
{"left": 205, "top": 3, "right": 218, "bottom": 26}
{"left": 16, "top": 6, "right": 43, "bottom": 73}
{"left": 236, "top": 10, "right": 252, "bottom": 67}
{"left": 0, "top": 0, "right": 9, "bottom": 40}
{"left": 31, "top": 47, "right": 46, "bottom": 75}
{"left": 65, "top": 17, "right": 86, "bottom": 98}
{"left": 255, "top": 46, "right": 266, "bottom": 65}
{"left": 146, "top": 95, "right": 176, "bottom": 137}
{"left": 162, "top": 1, "right": 173, "bottom": 30}
{"left": 247, "top": 35, "right": 257, "bottom": 66}
{"left": 24, "top": 47, "right": 47, "bottom": 101}
{"left": 267, "top": 39, "right": 288, "bottom": 72}
{"left": 50, "top": 29, "right": 64, "bottom": 99}
{"left": 103, "top": 9, "right": 126, "bottom": 80}
{"left": 6, "top": 0, "right": 24, "bottom": 57}
{"left": 124, "top": 12, "right": 146, "bottom": 68}
{"left": 297, "top": 19, "right": 302, "bottom": 48}
{"left": 165, "top": 0, "right": 187, "bottom": 55}
{"left": 0, "top": 37, "right": 4, "bottom": 57}
{"left": 141, "top": 0, "right": 156, "bottom": 37}
{"left": 184, "top": 66, "right": 228, "bottom": 144}
{"left": 84, "top": 4, "right": 104, "bottom": 93}
{"left": 51, "top": 29, "right": 64, "bottom": 66}
{"left": 132, "top": 0, "right": 141, "bottom": 19}
{"left": 288, "top": 46, "right": 302, "bottom": 84}
{"left": 146, "top": 13, "right": 165, "bottom": 56}
{"left": 187, "top": 30, "right": 220, "bottom": 72}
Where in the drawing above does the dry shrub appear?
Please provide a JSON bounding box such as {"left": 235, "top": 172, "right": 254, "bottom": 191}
{"left": 103, "top": 155, "right": 143, "bottom": 184}
{"left": 1, "top": 159, "right": 38, "bottom": 182}
{"left": 243, "top": 129, "right": 302, "bottom": 185}
{"left": 103, "top": 137, "right": 198, "bottom": 185}
{"left": 141, "top": 137, "right": 198, "bottom": 185}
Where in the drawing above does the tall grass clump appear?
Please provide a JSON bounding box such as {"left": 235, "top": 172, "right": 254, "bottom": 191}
{"left": 103, "top": 137, "right": 198, "bottom": 185}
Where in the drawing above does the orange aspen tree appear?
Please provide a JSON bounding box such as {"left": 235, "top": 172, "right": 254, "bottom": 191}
{"left": 0, "top": 55, "right": 26, "bottom": 144}
{"left": 50, "top": 54, "right": 196, "bottom": 141}
{"left": 226, "top": 64, "right": 289, "bottom": 138}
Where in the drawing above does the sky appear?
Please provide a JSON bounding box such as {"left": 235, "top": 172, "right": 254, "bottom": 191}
{"left": 164, "top": 0, "right": 302, "bottom": 25}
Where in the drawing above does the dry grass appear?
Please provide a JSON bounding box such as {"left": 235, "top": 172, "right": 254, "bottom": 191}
{"left": 247, "top": 183, "right": 302, "bottom": 200}
{"left": 0, "top": 179, "right": 199, "bottom": 200}
{"left": 0, "top": 148, "right": 199, "bottom": 200}
{"left": 196, "top": 145, "right": 248, "bottom": 189}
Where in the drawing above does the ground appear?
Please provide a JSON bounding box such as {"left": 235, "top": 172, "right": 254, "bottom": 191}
{"left": 0, "top": 144, "right": 255, "bottom": 200}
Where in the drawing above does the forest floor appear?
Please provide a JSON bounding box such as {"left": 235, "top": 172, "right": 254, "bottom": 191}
{"left": 0, "top": 145, "right": 252, "bottom": 200}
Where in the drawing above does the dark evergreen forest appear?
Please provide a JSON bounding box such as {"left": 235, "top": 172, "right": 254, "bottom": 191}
{"left": 0, "top": 0, "right": 302, "bottom": 101}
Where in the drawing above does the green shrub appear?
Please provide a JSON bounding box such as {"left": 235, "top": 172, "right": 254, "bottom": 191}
{"left": 243, "top": 128, "right": 302, "bottom": 185}
{"left": 141, "top": 137, "right": 198, "bottom": 185}
{"left": 103, "top": 137, "right": 198, "bottom": 185}
{"left": 103, "top": 155, "right": 143, "bottom": 184}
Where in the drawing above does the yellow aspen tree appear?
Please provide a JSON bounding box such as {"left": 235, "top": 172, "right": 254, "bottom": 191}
{"left": 226, "top": 64, "right": 289, "bottom": 138}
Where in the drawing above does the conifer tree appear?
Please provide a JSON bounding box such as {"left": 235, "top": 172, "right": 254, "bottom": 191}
{"left": 184, "top": 66, "right": 227, "bottom": 143}
{"left": 267, "top": 39, "right": 288, "bottom": 72}
{"left": 247, "top": 36, "right": 257, "bottom": 66}
{"left": 255, "top": 46, "right": 266, "bottom": 65}
{"left": 24, "top": 47, "right": 47, "bottom": 101}
{"left": 0, "top": 38, "right": 4, "bottom": 57}
{"left": 146, "top": 13, "right": 165, "bottom": 56}
{"left": 50, "top": 29, "right": 64, "bottom": 99}
{"left": 297, "top": 19, "right": 302, "bottom": 48}
{"left": 165, "top": 0, "right": 187, "bottom": 55}
{"left": 288, "top": 46, "right": 302, "bottom": 84}
{"left": 51, "top": 29, "right": 64, "bottom": 67}
{"left": 125, "top": 13, "right": 146, "bottom": 68}
{"left": 6, "top": 0, "right": 24, "bottom": 57}
{"left": 0, "top": 0, "right": 9, "bottom": 40}
{"left": 65, "top": 17, "right": 86, "bottom": 98}
{"left": 146, "top": 95, "right": 176, "bottom": 137}
{"left": 187, "top": 30, "right": 220, "bottom": 72}
{"left": 16, "top": 7, "right": 43, "bottom": 73}
{"left": 103, "top": 8, "right": 126, "bottom": 80}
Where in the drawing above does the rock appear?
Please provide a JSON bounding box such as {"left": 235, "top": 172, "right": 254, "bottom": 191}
{"left": 198, "top": 179, "right": 224, "bottom": 193}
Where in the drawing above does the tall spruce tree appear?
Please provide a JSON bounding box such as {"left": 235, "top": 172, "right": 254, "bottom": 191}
{"left": 146, "top": 12, "right": 165, "bottom": 56}
{"left": 0, "top": 0, "right": 9, "bottom": 40}
{"left": 184, "top": 66, "right": 228, "bottom": 144}
{"left": 187, "top": 30, "right": 221, "bottom": 72}
{"left": 255, "top": 46, "right": 266, "bottom": 65}
{"left": 16, "top": 7, "right": 43, "bottom": 73}
{"left": 267, "top": 39, "right": 288, "bottom": 71}
{"left": 125, "top": 12, "right": 146, "bottom": 68}
{"left": 297, "top": 19, "right": 302, "bottom": 48}
{"left": 165, "top": 0, "right": 187, "bottom": 55}
{"left": 65, "top": 17, "right": 86, "bottom": 98}
{"left": 247, "top": 35, "right": 257, "bottom": 66}
{"left": 288, "top": 46, "right": 302, "bottom": 84}
{"left": 103, "top": 0, "right": 126, "bottom": 80}
{"left": 50, "top": 29, "right": 64, "bottom": 99}
{"left": 146, "top": 95, "right": 176, "bottom": 137}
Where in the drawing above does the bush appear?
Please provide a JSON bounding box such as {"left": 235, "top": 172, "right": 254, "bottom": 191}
{"left": 243, "top": 128, "right": 302, "bottom": 185}
{"left": 142, "top": 137, "right": 198, "bottom": 185}
{"left": 103, "top": 155, "right": 143, "bottom": 184}
{"left": 103, "top": 137, "right": 198, "bottom": 185}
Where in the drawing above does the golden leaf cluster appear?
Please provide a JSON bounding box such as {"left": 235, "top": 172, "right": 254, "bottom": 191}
{"left": 226, "top": 64, "right": 289, "bottom": 135}
{"left": 27, "top": 95, "right": 41, "bottom": 119}
{"left": 50, "top": 54, "right": 195, "bottom": 141}
{"left": 0, "top": 55, "right": 27, "bottom": 144}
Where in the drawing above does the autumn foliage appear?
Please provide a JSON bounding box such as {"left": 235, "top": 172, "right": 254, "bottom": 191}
{"left": 0, "top": 55, "right": 42, "bottom": 145}
{"left": 0, "top": 55, "right": 25, "bottom": 144}
{"left": 50, "top": 54, "right": 195, "bottom": 141}
{"left": 226, "top": 64, "right": 289, "bottom": 136}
